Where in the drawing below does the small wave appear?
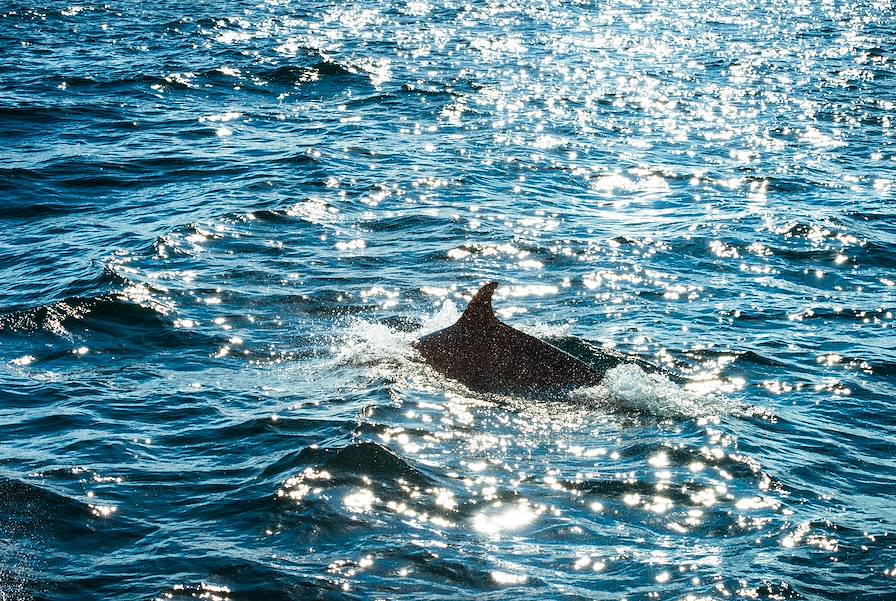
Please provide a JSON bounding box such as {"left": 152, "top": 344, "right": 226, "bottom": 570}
{"left": 362, "top": 213, "right": 458, "bottom": 233}
{"left": 163, "top": 416, "right": 348, "bottom": 451}
{"left": 0, "top": 477, "right": 91, "bottom": 521}
{"left": 296, "top": 441, "right": 435, "bottom": 486}
{"left": 273, "top": 442, "right": 446, "bottom": 538}
{"left": 400, "top": 82, "right": 457, "bottom": 97}
{"left": 0, "top": 294, "right": 160, "bottom": 335}
{"left": 0, "top": 477, "right": 142, "bottom": 547}
{"left": 0, "top": 293, "right": 220, "bottom": 359}
{"left": 0, "top": 103, "right": 127, "bottom": 126}
{"left": 256, "top": 60, "right": 367, "bottom": 88}
{"left": 156, "top": 563, "right": 344, "bottom": 601}
{"left": 0, "top": 196, "right": 75, "bottom": 219}
{"left": 309, "top": 60, "right": 359, "bottom": 78}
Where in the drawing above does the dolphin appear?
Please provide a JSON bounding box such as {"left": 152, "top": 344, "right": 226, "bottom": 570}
{"left": 414, "top": 282, "right": 622, "bottom": 395}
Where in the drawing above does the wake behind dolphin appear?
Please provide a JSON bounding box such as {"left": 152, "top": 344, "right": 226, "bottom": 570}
{"left": 414, "top": 282, "right": 624, "bottom": 395}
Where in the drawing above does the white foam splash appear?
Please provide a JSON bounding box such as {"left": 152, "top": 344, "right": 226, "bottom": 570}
{"left": 334, "top": 319, "right": 416, "bottom": 366}
{"left": 335, "top": 300, "right": 461, "bottom": 366}
{"left": 420, "top": 299, "right": 462, "bottom": 334}
{"left": 572, "top": 363, "right": 737, "bottom": 418}
{"left": 331, "top": 300, "right": 476, "bottom": 396}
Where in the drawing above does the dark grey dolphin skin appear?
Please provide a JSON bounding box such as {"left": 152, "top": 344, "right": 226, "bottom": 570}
{"left": 414, "top": 282, "right": 616, "bottom": 394}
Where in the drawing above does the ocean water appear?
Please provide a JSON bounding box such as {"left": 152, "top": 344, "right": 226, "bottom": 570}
{"left": 1, "top": 0, "right": 895, "bottom": 599}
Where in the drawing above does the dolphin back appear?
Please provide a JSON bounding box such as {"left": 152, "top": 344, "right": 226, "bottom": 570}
{"left": 415, "top": 283, "right": 603, "bottom": 394}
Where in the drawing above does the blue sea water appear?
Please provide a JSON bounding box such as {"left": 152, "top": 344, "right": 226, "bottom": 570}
{"left": 1, "top": 0, "right": 895, "bottom": 599}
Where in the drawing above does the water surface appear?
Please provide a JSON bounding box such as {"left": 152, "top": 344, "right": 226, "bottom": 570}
{"left": 1, "top": 0, "right": 895, "bottom": 599}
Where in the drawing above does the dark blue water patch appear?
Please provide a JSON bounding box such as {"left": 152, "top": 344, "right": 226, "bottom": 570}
{"left": 261, "top": 61, "right": 356, "bottom": 83}
{"left": 267, "top": 151, "right": 323, "bottom": 169}
{"left": 400, "top": 549, "right": 545, "bottom": 595}
{"left": 0, "top": 103, "right": 135, "bottom": 134}
{"left": 39, "top": 552, "right": 359, "bottom": 601}
{"left": 153, "top": 561, "right": 357, "bottom": 601}
{"left": 159, "top": 416, "right": 352, "bottom": 456}
{"left": 0, "top": 267, "right": 124, "bottom": 318}
{"left": 852, "top": 239, "right": 896, "bottom": 269}
{"left": 0, "top": 477, "right": 144, "bottom": 600}
{"left": 343, "top": 91, "right": 404, "bottom": 112}
{"left": 0, "top": 476, "right": 150, "bottom": 554}
{"left": 724, "top": 307, "right": 894, "bottom": 329}
{"left": 359, "top": 212, "right": 462, "bottom": 236}
{"left": 868, "top": 359, "right": 896, "bottom": 378}
{"left": 0, "top": 155, "right": 255, "bottom": 201}
{"left": 0, "top": 476, "right": 91, "bottom": 533}
{"left": 248, "top": 289, "right": 378, "bottom": 320}
{"left": 0, "top": 182, "right": 73, "bottom": 219}
{"left": 29, "top": 74, "right": 175, "bottom": 96}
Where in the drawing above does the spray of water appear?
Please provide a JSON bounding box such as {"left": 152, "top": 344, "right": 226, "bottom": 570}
{"left": 333, "top": 301, "right": 743, "bottom": 419}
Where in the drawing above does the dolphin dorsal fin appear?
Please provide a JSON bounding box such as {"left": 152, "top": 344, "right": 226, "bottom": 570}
{"left": 459, "top": 282, "right": 499, "bottom": 326}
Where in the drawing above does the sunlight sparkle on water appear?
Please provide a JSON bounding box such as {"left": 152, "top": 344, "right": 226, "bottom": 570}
{"left": 473, "top": 500, "right": 541, "bottom": 536}
{"left": 491, "top": 571, "right": 527, "bottom": 585}
{"left": 7, "top": 0, "right": 896, "bottom": 598}
{"left": 343, "top": 488, "right": 377, "bottom": 513}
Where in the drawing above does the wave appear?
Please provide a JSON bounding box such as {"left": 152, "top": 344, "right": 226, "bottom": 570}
{"left": 0, "top": 104, "right": 128, "bottom": 127}
{"left": 0, "top": 155, "right": 251, "bottom": 195}
{"left": 0, "top": 477, "right": 94, "bottom": 526}
{"left": 270, "top": 441, "right": 448, "bottom": 547}
{"left": 161, "top": 416, "right": 350, "bottom": 451}
{"left": 255, "top": 59, "right": 371, "bottom": 91}
{"left": 0, "top": 293, "right": 220, "bottom": 358}
{"left": 0, "top": 476, "right": 147, "bottom": 550}
{"left": 156, "top": 567, "right": 352, "bottom": 601}
{"left": 292, "top": 441, "right": 436, "bottom": 486}
{"left": 0, "top": 195, "right": 77, "bottom": 219}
